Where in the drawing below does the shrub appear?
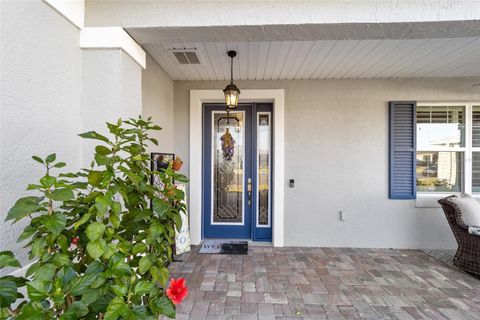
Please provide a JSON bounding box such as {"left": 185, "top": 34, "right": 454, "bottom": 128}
{"left": 4, "top": 117, "right": 188, "bottom": 319}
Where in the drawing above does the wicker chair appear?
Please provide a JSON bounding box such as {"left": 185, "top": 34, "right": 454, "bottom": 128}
{"left": 438, "top": 196, "right": 480, "bottom": 276}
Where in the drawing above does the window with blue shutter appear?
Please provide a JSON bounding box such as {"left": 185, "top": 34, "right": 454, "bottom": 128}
{"left": 389, "top": 101, "right": 417, "bottom": 199}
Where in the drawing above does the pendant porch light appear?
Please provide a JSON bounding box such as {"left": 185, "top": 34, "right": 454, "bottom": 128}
{"left": 223, "top": 50, "right": 240, "bottom": 110}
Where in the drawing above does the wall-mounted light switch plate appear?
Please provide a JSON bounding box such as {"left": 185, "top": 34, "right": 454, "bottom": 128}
{"left": 340, "top": 210, "right": 348, "bottom": 221}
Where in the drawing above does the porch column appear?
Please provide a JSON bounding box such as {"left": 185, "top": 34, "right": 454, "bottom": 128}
{"left": 80, "top": 28, "right": 145, "bottom": 165}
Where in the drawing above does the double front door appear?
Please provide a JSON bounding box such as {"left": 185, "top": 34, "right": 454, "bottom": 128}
{"left": 203, "top": 103, "right": 273, "bottom": 241}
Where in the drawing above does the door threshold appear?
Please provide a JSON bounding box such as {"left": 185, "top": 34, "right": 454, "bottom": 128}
{"left": 201, "top": 239, "right": 272, "bottom": 246}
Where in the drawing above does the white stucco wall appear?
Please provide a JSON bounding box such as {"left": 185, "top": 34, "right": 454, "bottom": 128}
{"left": 85, "top": 0, "right": 480, "bottom": 27}
{"left": 81, "top": 49, "right": 142, "bottom": 164}
{"left": 174, "top": 77, "right": 480, "bottom": 249}
{"left": 0, "top": 1, "right": 145, "bottom": 268}
{"left": 142, "top": 54, "right": 175, "bottom": 154}
{"left": 0, "top": 0, "right": 83, "bottom": 264}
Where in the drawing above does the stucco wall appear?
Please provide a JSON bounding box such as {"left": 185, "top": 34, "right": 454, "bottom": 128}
{"left": 85, "top": 0, "right": 480, "bottom": 27}
{"left": 81, "top": 49, "right": 142, "bottom": 164}
{"left": 0, "top": 0, "right": 83, "bottom": 264}
{"left": 142, "top": 54, "right": 175, "bottom": 153}
{"left": 174, "top": 77, "right": 480, "bottom": 249}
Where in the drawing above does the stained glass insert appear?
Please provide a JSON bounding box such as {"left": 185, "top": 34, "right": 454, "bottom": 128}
{"left": 257, "top": 113, "right": 271, "bottom": 226}
{"left": 212, "top": 112, "right": 244, "bottom": 224}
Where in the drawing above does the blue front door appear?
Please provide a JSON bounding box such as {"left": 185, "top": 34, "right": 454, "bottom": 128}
{"left": 203, "top": 103, "right": 273, "bottom": 241}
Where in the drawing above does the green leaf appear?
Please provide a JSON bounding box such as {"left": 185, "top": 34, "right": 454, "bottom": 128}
{"left": 57, "top": 234, "right": 68, "bottom": 252}
{"left": 52, "top": 254, "right": 70, "bottom": 268}
{"left": 68, "top": 301, "right": 89, "bottom": 317}
{"left": 122, "top": 170, "right": 141, "bottom": 186}
{"left": 34, "top": 263, "right": 56, "bottom": 281}
{"left": 132, "top": 243, "right": 147, "bottom": 255}
{"left": 27, "top": 184, "right": 43, "bottom": 190}
{"left": 95, "top": 145, "right": 112, "bottom": 156}
{"left": 173, "top": 213, "right": 182, "bottom": 231}
{"left": 15, "top": 301, "right": 48, "bottom": 320}
{"left": 117, "top": 242, "right": 132, "bottom": 255}
{"left": 6, "top": 196, "right": 44, "bottom": 221}
{"left": 88, "top": 171, "right": 104, "bottom": 188}
{"left": 26, "top": 262, "right": 39, "bottom": 277}
{"left": 0, "top": 251, "right": 21, "bottom": 268}
{"left": 95, "top": 153, "right": 110, "bottom": 166}
{"left": 31, "top": 238, "right": 47, "bottom": 258}
{"left": 40, "top": 175, "right": 56, "bottom": 188}
{"left": 0, "top": 280, "right": 17, "bottom": 307}
{"left": 91, "top": 274, "right": 106, "bottom": 288}
{"left": 109, "top": 214, "right": 120, "bottom": 229}
{"left": 104, "top": 297, "right": 128, "bottom": 320}
{"left": 87, "top": 239, "right": 106, "bottom": 260}
{"left": 67, "top": 274, "right": 97, "bottom": 296}
{"left": 95, "top": 195, "right": 111, "bottom": 215}
{"left": 102, "top": 243, "right": 116, "bottom": 259}
{"left": 173, "top": 174, "right": 189, "bottom": 183}
{"left": 106, "top": 253, "right": 130, "bottom": 277}
{"left": 74, "top": 213, "right": 91, "bottom": 229}
{"left": 152, "top": 198, "right": 169, "bottom": 217}
{"left": 45, "top": 153, "right": 56, "bottom": 164}
{"left": 134, "top": 281, "right": 154, "bottom": 295}
{"left": 53, "top": 162, "right": 66, "bottom": 168}
{"left": 26, "top": 280, "right": 50, "bottom": 301}
{"left": 79, "top": 131, "right": 110, "bottom": 143}
{"left": 149, "top": 266, "right": 168, "bottom": 286}
{"left": 32, "top": 156, "right": 44, "bottom": 164}
{"left": 131, "top": 305, "right": 154, "bottom": 320}
{"left": 138, "top": 256, "right": 152, "bottom": 274}
{"left": 150, "top": 296, "right": 175, "bottom": 319}
{"left": 51, "top": 188, "right": 74, "bottom": 201}
{"left": 86, "top": 222, "right": 106, "bottom": 241}
{"left": 111, "top": 284, "right": 127, "bottom": 297}
{"left": 43, "top": 213, "right": 67, "bottom": 235}
{"left": 17, "top": 225, "right": 37, "bottom": 242}
{"left": 85, "top": 261, "right": 104, "bottom": 275}
{"left": 111, "top": 201, "right": 122, "bottom": 215}
{"left": 81, "top": 287, "right": 105, "bottom": 305}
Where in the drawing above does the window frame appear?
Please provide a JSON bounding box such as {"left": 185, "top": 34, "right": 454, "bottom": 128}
{"left": 416, "top": 102, "right": 480, "bottom": 197}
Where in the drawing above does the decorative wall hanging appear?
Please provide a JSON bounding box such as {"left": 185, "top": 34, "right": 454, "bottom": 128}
{"left": 220, "top": 127, "right": 235, "bottom": 161}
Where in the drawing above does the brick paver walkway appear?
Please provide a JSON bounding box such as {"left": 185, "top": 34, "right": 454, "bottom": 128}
{"left": 167, "top": 246, "right": 480, "bottom": 319}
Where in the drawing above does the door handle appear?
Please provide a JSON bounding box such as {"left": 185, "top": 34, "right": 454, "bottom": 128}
{"left": 247, "top": 178, "right": 252, "bottom": 205}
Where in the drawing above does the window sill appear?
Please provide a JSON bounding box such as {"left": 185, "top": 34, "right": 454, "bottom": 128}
{"left": 416, "top": 193, "right": 480, "bottom": 208}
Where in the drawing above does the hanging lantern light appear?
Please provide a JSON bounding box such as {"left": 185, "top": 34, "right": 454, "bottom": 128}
{"left": 223, "top": 50, "right": 240, "bottom": 110}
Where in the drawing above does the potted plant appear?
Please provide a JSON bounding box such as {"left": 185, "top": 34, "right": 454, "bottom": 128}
{"left": 171, "top": 156, "right": 183, "bottom": 172}
{"left": 3, "top": 117, "right": 188, "bottom": 319}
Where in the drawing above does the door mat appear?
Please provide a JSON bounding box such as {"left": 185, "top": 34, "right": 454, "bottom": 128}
{"left": 199, "top": 240, "right": 248, "bottom": 254}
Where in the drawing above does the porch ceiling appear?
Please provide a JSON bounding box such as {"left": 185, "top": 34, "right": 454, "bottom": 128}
{"left": 141, "top": 37, "right": 480, "bottom": 81}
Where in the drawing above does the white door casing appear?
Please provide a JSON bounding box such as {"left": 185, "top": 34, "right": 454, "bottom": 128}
{"left": 189, "top": 90, "right": 285, "bottom": 246}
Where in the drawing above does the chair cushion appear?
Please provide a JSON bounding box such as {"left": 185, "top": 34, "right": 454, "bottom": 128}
{"left": 447, "top": 194, "right": 480, "bottom": 228}
{"left": 469, "top": 226, "right": 480, "bottom": 236}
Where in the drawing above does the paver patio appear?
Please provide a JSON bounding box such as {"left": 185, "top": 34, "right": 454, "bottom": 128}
{"left": 166, "top": 246, "right": 480, "bottom": 320}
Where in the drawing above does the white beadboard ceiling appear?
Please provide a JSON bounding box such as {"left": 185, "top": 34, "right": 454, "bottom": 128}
{"left": 143, "top": 38, "right": 480, "bottom": 81}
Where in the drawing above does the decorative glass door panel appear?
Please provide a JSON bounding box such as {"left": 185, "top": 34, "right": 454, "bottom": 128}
{"left": 203, "top": 103, "right": 272, "bottom": 241}
{"left": 212, "top": 111, "right": 245, "bottom": 224}
{"left": 256, "top": 112, "right": 271, "bottom": 227}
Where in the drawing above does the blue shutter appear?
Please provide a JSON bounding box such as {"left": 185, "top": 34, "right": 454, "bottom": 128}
{"left": 389, "top": 101, "right": 416, "bottom": 199}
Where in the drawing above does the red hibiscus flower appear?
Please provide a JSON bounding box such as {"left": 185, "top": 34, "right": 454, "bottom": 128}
{"left": 71, "top": 237, "right": 80, "bottom": 245}
{"left": 166, "top": 278, "right": 188, "bottom": 305}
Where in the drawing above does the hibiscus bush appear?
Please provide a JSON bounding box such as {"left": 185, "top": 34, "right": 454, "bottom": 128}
{"left": 3, "top": 117, "right": 188, "bottom": 319}
{"left": 0, "top": 251, "right": 26, "bottom": 318}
